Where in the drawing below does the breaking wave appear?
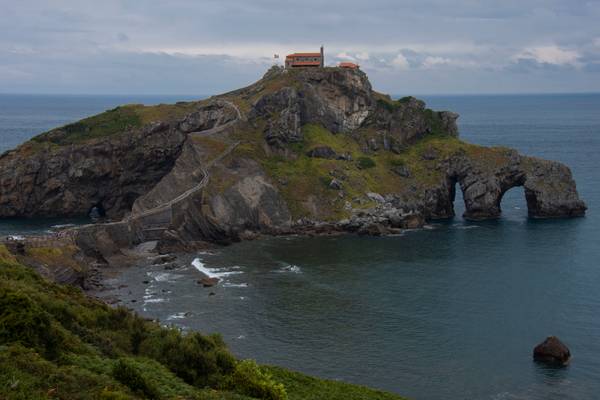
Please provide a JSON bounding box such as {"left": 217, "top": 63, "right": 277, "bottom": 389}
{"left": 191, "top": 258, "right": 243, "bottom": 279}
{"left": 276, "top": 264, "right": 302, "bottom": 274}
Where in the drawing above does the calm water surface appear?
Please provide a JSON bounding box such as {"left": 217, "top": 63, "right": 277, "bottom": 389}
{"left": 2, "top": 93, "right": 599, "bottom": 399}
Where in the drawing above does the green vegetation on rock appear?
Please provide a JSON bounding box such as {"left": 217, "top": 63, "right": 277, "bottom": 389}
{"left": 28, "top": 101, "right": 198, "bottom": 147}
{"left": 356, "top": 157, "right": 376, "bottom": 169}
{"left": 32, "top": 105, "right": 143, "bottom": 145}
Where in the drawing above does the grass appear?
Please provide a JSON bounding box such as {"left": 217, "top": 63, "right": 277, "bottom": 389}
{"left": 267, "top": 366, "right": 403, "bottom": 400}
{"left": 26, "top": 101, "right": 199, "bottom": 148}
{"left": 0, "top": 257, "right": 408, "bottom": 400}
{"left": 0, "top": 244, "right": 19, "bottom": 265}
{"left": 25, "top": 245, "right": 83, "bottom": 273}
{"left": 192, "top": 136, "right": 231, "bottom": 162}
{"left": 31, "top": 105, "right": 143, "bottom": 146}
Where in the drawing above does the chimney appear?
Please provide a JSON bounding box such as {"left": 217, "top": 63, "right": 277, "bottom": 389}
{"left": 320, "top": 45, "right": 324, "bottom": 67}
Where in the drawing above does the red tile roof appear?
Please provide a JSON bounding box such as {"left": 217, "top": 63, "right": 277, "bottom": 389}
{"left": 286, "top": 52, "right": 321, "bottom": 58}
{"left": 339, "top": 62, "right": 359, "bottom": 69}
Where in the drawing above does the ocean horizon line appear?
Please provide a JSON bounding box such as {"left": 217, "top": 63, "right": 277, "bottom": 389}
{"left": 1, "top": 91, "right": 599, "bottom": 98}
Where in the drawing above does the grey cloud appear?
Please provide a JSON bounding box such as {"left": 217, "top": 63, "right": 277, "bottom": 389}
{"left": 0, "top": 0, "right": 599, "bottom": 94}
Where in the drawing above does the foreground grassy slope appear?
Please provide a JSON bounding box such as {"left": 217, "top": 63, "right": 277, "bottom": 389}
{"left": 0, "top": 248, "right": 407, "bottom": 400}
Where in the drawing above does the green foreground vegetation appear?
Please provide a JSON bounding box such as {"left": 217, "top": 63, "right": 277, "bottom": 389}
{"left": 0, "top": 249, "right": 406, "bottom": 400}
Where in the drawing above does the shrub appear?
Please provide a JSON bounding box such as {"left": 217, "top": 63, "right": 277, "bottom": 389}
{"left": 99, "top": 388, "right": 134, "bottom": 400}
{"left": 397, "top": 96, "right": 413, "bottom": 103}
{"left": 130, "top": 317, "right": 147, "bottom": 355}
{"left": 139, "top": 330, "right": 235, "bottom": 388}
{"left": 356, "top": 157, "right": 376, "bottom": 169}
{"left": 0, "top": 287, "right": 63, "bottom": 358}
{"left": 231, "top": 360, "right": 287, "bottom": 400}
{"left": 389, "top": 158, "right": 406, "bottom": 167}
{"left": 376, "top": 98, "right": 396, "bottom": 112}
{"left": 112, "top": 358, "right": 159, "bottom": 399}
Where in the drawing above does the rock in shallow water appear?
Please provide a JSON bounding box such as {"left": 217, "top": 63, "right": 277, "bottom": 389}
{"left": 533, "top": 336, "right": 571, "bottom": 365}
{"left": 198, "top": 277, "right": 219, "bottom": 287}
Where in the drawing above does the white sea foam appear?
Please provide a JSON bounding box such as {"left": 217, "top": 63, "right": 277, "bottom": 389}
{"left": 143, "top": 298, "right": 167, "bottom": 304}
{"left": 147, "top": 271, "right": 182, "bottom": 282}
{"left": 197, "top": 250, "right": 218, "bottom": 256}
{"left": 7, "top": 235, "right": 25, "bottom": 241}
{"left": 166, "top": 312, "right": 188, "bottom": 320}
{"left": 51, "top": 223, "right": 76, "bottom": 229}
{"left": 277, "top": 264, "right": 302, "bottom": 274}
{"left": 191, "top": 258, "right": 243, "bottom": 278}
{"left": 222, "top": 282, "right": 248, "bottom": 288}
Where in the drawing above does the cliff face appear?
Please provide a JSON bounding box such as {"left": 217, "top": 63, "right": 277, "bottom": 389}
{"left": 0, "top": 120, "right": 186, "bottom": 218}
{"left": 0, "top": 66, "right": 586, "bottom": 253}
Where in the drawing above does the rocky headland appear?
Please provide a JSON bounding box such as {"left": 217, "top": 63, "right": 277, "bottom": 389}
{"left": 0, "top": 66, "right": 586, "bottom": 273}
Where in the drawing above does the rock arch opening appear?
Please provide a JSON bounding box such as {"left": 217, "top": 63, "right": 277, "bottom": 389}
{"left": 497, "top": 185, "right": 528, "bottom": 219}
{"left": 447, "top": 172, "right": 532, "bottom": 220}
{"left": 88, "top": 203, "right": 106, "bottom": 220}
{"left": 448, "top": 177, "right": 466, "bottom": 218}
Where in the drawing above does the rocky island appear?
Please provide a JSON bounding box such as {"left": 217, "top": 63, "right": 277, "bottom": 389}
{"left": 0, "top": 66, "right": 588, "bottom": 400}
{"left": 0, "top": 66, "right": 586, "bottom": 259}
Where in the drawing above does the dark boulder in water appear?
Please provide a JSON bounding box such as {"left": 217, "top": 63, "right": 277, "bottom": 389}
{"left": 198, "top": 277, "right": 219, "bottom": 287}
{"left": 533, "top": 336, "right": 571, "bottom": 365}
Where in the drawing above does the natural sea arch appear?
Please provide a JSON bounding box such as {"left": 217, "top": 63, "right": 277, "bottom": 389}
{"left": 448, "top": 180, "right": 528, "bottom": 220}
{"left": 438, "top": 152, "right": 585, "bottom": 221}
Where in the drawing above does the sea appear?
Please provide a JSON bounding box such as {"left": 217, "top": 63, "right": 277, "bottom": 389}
{"left": 1, "top": 92, "right": 599, "bottom": 399}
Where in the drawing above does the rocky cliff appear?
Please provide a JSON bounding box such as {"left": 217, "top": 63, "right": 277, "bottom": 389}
{"left": 0, "top": 66, "right": 586, "bottom": 256}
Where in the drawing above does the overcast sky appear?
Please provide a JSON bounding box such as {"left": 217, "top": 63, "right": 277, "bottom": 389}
{"left": 2, "top": 0, "right": 600, "bottom": 95}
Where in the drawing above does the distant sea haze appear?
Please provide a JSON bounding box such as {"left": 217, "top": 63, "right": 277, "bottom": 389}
{"left": 1, "top": 93, "right": 599, "bottom": 399}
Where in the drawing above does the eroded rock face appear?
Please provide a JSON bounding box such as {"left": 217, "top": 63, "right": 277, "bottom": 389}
{"left": 253, "top": 87, "right": 303, "bottom": 147}
{"left": 250, "top": 68, "right": 374, "bottom": 147}
{"left": 369, "top": 97, "right": 459, "bottom": 146}
{"left": 0, "top": 123, "right": 186, "bottom": 218}
{"left": 166, "top": 158, "right": 291, "bottom": 244}
{"left": 179, "top": 101, "right": 237, "bottom": 133}
{"left": 522, "top": 158, "right": 587, "bottom": 218}
{"left": 131, "top": 136, "right": 206, "bottom": 214}
{"left": 298, "top": 68, "right": 373, "bottom": 132}
{"left": 250, "top": 70, "right": 458, "bottom": 154}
